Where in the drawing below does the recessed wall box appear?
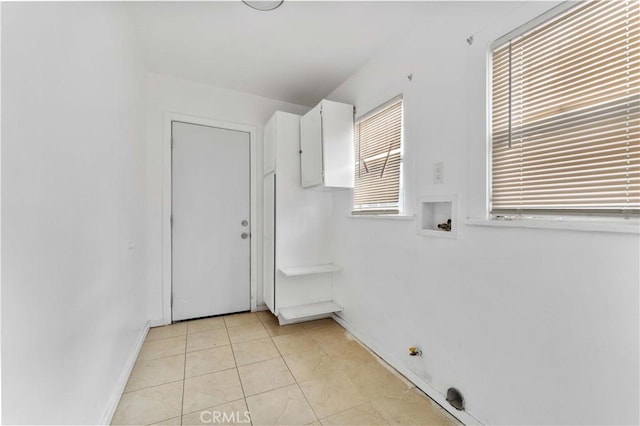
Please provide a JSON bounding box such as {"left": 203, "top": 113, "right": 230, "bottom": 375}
{"left": 417, "top": 194, "right": 458, "bottom": 239}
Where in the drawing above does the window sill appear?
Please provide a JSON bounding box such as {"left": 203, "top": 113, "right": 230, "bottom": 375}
{"left": 348, "top": 214, "right": 415, "bottom": 221}
{"left": 464, "top": 217, "right": 639, "bottom": 234}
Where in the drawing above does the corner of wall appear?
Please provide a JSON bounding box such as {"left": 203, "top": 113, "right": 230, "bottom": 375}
{"left": 100, "top": 320, "right": 150, "bottom": 425}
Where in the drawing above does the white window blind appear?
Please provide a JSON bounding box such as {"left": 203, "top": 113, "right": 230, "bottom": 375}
{"left": 353, "top": 98, "right": 403, "bottom": 214}
{"left": 491, "top": 0, "right": 639, "bottom": 216}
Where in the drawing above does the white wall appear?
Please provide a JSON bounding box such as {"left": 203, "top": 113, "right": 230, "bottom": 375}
{"left": 2, "top": 3, "right": 148, "bottom": 423}
{"left": 144, "top": 73, "right": 308, "bottom": 323}
{"left": 328, "top": 2, "right": 640, "bottom": 424}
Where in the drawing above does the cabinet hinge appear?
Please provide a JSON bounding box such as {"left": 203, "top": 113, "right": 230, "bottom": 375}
{"left": 170, "top": 214, "right": 173, "bottom": 228}
{"left": 171, "top": 293, "right": 174, "bottom": 307}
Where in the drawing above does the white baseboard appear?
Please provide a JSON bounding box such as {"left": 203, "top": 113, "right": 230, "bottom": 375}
{"left": 149, "top": 318, "right": 167, "bottom": 327}
{"left": 99, "top": 320, "right": 150, "bottom": 425}
{"left": 331, "top": 314, "right": 482, "bottom": 426}
{"left": 255, "top": 304, "right": 269, "bottom": 312}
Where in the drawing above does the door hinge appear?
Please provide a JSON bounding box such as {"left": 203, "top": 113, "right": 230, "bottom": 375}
{"left": 171, "top": 293, "right": 174, "bottom": 307}
{"left": 170, "top": 214, "right": 173, "bottom": 228}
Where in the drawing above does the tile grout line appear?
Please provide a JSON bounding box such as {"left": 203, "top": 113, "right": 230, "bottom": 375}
{"left": 180, "top": 395, "right": 246, "bottom": 415}
{"left": 186, "top": 328, "right": 227, "bottom": 337}
{"left": 117, "top": 322, "right": 332, "bottom": 423}
{"left": 231, "top": 377, "right": 304, "bottom": 400}
{"left": 314, "top": 402, "right": 368, "bottom": 424}
{"left": 283, "top": 319, "right": 377, "bottom": 423}
{"left": 143, "top": 333, "right": 188, "bottom": 343}
{"left": 135, "top": 326, "right": 280, "bottom": 393}
{"left": 269, "top": 329, "right": 322, "bottom": 424}
{"left": 129, "top": 321, "right": 338, "bottom": 393}
{"left": 179, "top": 322, "right": 189, "bottom": 426}
{"left": 185, "top": 342, "right": 231, "bottom": 355}
{"left": 122, "top": 378, "right": 185, "bottom": 395}
{"left": 233, "top": 352, "right": 281, "bottom": 369}
{"left": 224, "top": 319, "right": 253, "bottom": 426}
{"left": 136, "top": 337, "right": 189, "bottom": 364}
{"left": 259, "top": 316, "right": 315, "bottom": 395}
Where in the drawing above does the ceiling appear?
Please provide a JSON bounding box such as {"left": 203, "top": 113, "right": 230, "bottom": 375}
{"left": 127, "top": 1, "right": 532, "bottom": 107}
{"left": 127, "top": 1, "right": 448, "bottom": 106}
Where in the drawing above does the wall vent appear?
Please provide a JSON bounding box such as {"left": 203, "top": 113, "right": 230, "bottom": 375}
{"left": 446, "top": 387, "right": 465, "bottom": 411}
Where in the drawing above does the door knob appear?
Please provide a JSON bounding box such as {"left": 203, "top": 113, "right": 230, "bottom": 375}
{"left": 241, "top": 233, "right": 249, "bottom": 239}
{"left": 241, "top": 220, "right": 248, "bottom": 227}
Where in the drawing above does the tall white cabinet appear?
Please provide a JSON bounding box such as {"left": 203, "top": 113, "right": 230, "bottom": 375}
{"left": 262, "top": 105, "right": 352, "bottom": 324}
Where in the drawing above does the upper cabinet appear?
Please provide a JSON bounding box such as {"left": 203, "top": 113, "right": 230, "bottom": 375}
{"left": 300, "top": 99, "right": 354, "bottom": 188}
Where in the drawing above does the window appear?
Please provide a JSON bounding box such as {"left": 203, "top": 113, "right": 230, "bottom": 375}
{"left": 490, "top": 0, "right": 639, "bottom": 217}
{"left": 353, "top": 97, "right": 404, "bottom": 214}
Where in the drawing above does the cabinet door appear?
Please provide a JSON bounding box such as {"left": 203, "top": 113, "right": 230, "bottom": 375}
{"left": 300, "top": 103, "right": 323, "bottom": 187}
{"left": 321, "top": 100, "right": 354, "bottom": 188}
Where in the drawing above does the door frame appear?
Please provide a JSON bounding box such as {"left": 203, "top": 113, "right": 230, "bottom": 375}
{"left": 162, "top": 112, "right": 258, "bottom": 325}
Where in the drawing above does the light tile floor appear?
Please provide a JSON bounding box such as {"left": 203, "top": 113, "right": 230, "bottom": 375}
{"left": 112, "top": 311, "right": 460, "bottom": 426}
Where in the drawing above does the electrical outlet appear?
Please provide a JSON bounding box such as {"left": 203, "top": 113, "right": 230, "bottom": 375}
{"left": 434, "top": 162, "right": 443, "bottom": 184}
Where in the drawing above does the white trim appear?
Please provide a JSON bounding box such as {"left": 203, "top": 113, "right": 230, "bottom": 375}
{"left": 100, "top": 320, "right": 150, "bottom": 425}
{"left": 352, "top": 95, "right": 406, "bottom": 216}
{"left": 398, "top": 96, "right": 407, "bottom": 215}
{"left": 0, "top": 5, "right": 3, "bottom": 422}
{"left": 148, "top": 318, "right": 165, "bottom": 328}
{"left": 465, "top": 217, "right": 640, "bottom": 234}
{"left": 355, "top": 94, "right": 403, "bottom": 123}
{"left": 332, "top": 314, "right": 483, "bottom": 426}
{"left": 484, "top": 42, "right": 493, "bottom": 221}
{"left": 491, "top": 1, "right": 580, "bottom": 49}
{"left": 162, "top": 112, "right": 258, "bottom": 325}
{"left": 255, "top": 304, "right": 270, "bottom": 312}
{"left": 347, "top": 214, "right": 415, "bottom": 221}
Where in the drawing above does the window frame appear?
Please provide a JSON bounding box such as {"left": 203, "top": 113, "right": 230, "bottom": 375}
{"left": 352, "top": 95, "right": 406, "bottom": 216}
{"left": 487, "top": 0, "right": 639, "bottom": 221}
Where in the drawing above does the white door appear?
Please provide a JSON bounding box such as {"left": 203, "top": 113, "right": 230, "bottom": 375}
{"left": 172, "top": 121, "right": 251, "bottom": 321}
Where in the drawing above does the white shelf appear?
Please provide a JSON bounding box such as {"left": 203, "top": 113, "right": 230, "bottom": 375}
{"left": 278, "top": 300, "right": 343, "bottom": 321}
{"left": 279, "top": 264, "right": 342, "bottom": 276}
